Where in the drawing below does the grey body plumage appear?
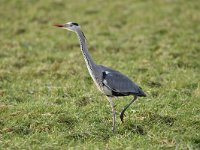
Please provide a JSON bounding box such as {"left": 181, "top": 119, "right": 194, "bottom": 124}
{"left": 53, "top": 22, "right": 146, "bottom": 132}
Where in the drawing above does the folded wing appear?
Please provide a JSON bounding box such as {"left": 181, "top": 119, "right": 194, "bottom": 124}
{"left": 100, "top": 65, "right": 146, "bottom": 97}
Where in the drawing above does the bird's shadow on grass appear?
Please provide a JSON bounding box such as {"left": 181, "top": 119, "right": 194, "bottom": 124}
{"left": 118, "top": 112, "right": 176, "bottom": 135}
{"left": 146, "top": 113, "right": 176, "bottom": 126}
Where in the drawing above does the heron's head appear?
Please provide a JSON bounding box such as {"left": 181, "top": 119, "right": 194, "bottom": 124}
{"left": 53, "top": 22, "right": 80, "bottom": 32}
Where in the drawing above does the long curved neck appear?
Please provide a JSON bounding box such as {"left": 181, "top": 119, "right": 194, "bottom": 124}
{"left": 75, "top": 29, "right": 97, "bottom": 76}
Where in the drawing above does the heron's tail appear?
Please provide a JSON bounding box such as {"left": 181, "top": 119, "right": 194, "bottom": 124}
{"left": 138, "top": 87, "right": 147, "bottom": 97}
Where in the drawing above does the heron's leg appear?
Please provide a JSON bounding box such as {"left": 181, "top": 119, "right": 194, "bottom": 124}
{"left": 107, "top": 96, "right": 116, "bottom": 132}
{"left": 120, "top": 95, "right": 137, "bottom": 123}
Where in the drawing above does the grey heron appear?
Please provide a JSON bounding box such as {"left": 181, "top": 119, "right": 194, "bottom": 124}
{"left": 53, "top": 22, "right": 146, "bottom": 132}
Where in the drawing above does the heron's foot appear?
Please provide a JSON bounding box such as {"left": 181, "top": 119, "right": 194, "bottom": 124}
{"left": 120, "top": 111, "right": 125, "bottom": 123}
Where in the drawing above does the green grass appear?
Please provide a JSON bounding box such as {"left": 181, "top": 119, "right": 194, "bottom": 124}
{"left": 0, "top": 0, "right": 200, "bottom": 149}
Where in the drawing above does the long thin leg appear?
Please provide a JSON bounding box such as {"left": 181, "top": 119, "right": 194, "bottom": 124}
{"left": 120, "top": 95, "right": 137, "bottom": 123}
{"left": 107, "top": 96, "right": 116, "bottom": 132}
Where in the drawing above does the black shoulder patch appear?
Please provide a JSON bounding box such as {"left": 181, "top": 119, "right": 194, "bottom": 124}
{"left": 102, "top": 71, "right": 107, "bottom": 79}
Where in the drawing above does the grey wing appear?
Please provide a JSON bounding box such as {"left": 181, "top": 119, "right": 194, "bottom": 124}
{"left": 100, "top": 65, "right": 146, "bottom": 97}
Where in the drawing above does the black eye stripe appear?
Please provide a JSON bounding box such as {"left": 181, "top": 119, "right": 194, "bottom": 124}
{"left": 71, "top": 22, "right": 79, "bottom": 26}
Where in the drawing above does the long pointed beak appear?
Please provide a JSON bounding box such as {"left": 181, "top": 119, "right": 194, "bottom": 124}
{"left": 53, "top": 24, "right": 64, "bottom": 27}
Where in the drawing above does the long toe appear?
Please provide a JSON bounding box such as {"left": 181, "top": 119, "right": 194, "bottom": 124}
{"left": 120, "top": 112, "right": 125, "bottom": 123}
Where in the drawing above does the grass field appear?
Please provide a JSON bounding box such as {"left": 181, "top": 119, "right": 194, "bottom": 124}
{"left": 0, "top": 0, "right": 200, "bottom": 149}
